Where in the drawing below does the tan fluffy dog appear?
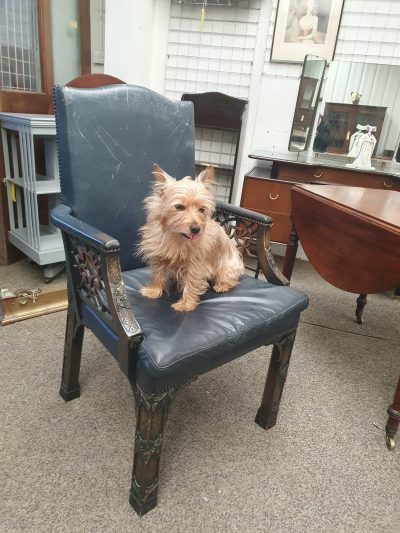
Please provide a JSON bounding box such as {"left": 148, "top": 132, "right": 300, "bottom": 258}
{"left": 138, "top": 164, "right": 245, "bottom": 312}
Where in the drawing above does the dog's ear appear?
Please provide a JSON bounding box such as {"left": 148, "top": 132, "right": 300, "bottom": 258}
{"left": 152, "top": 163, "right": 175, "bottom": 184}
{"left": 196, "top": 165, "right": 214, "bottom": 187}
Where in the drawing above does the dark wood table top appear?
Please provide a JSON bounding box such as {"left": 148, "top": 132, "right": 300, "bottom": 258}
{"left": 295, "top": 184, "right": 400, "bottom": 230}
{"left": 291, "top": 184, "right": 400, "bottom": 294}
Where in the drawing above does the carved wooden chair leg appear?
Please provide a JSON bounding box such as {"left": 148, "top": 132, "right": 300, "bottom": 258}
{"left": 282, "top": 224, "right": 299, "bottom": 282}
{"left": 59, "top": 306, "right": 85, "bottom": 402}
{"left": 255, "top": 330, "right": 297, "bottom": 430}
{"left": 355, "top": 293, "right": 368, "bottom": 324}
{"left": 129, "top": 384, "right": 176, "bottom": 516}
{"left": 385, "top": 376, "right": 400, "bottom": 451}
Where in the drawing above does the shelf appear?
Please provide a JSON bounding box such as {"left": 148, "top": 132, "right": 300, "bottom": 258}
{"left": 6, "top": 176, "right": 60, "bottom": 194}
{"left": 195, "top": 161, "right": 234, "bottom": 171}
{"left": 8, "top": 227, "right": 65, "bottom": 265}
{"left": 1, "top": 112, "right": 63, "bottom": 269}
{"left": 5, "top": 177, "right": 24, "bottom": 188}
{"left": 36, "top": 175, "right": 61, "bottom": 194}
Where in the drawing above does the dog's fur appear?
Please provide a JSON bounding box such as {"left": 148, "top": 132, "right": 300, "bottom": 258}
{"left": 137, "top": 164, "right": 245, "bottom": 312}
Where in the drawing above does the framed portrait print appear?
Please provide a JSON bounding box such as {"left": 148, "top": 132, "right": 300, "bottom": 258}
{"left": 270, "top": 0, "right": 344, "bottom": 63}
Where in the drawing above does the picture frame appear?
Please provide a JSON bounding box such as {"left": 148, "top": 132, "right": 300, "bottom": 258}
{"left": 270, "top": 0, "right": 345, "bottom": 63}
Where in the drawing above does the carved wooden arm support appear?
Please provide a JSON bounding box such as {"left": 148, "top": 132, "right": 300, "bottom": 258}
{"left": 214, "top": 201, "right": 288, "bottom": 286}
{"left": 51, "top": 205, "right": 142, "bottom": 343}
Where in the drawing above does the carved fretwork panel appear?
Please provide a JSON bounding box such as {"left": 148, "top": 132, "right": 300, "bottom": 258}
{"left": 214, "top": 208, "right": 288, "bottom": 286}
{"left": 63, "top": 233, "right": 141, "bottom": 344}
{"left": 67, "top": 235, "right": 111, "bottom": 317}
{"left": 213, "top": 210, "right": 258, "bottom": 258}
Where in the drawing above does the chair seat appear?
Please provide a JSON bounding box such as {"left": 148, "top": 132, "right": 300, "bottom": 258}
{"left": 123, "top": 268, "right": 308, "bottom": 394}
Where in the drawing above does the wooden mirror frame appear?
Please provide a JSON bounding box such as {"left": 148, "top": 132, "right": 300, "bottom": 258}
{"left": 288, "top": 54, "right": 327, "bottom": 153}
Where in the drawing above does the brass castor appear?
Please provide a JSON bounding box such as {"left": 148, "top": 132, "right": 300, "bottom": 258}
{"left": 386, "top": 435, "right": 395, "bottom": 450}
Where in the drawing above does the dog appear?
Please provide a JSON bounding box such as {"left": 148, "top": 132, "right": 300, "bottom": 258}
{"left": 137, "top": 164, "right": 245, "bottom": 312}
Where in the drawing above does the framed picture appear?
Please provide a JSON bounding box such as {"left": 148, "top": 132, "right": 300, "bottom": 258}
{"left": 270, "top": 0, "right": 344, "bottom": 63}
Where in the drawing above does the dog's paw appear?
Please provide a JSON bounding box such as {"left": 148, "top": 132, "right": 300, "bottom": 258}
{"left": 140, "top": 286, "right": 163, "bottom": 299}
{"left": 212, "top": 281, "right": 235, "bottom": 293}
{"left": 172, "top": 299, "right": 197, "bottom": 312}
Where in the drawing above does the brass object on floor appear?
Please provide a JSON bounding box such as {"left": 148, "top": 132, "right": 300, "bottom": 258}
{"left": 0, "top": 287, "right": 67, "bottom": 325}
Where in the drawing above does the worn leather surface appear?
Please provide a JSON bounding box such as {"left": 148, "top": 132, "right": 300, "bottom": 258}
{"left": 53, "top": 84, "right": 195, "bottom": 271}
{"left": 123, "top": 268, "right": 309, "bottom": 393}
{"left": 52, "top": 83, "right": 309, "bottom": 396}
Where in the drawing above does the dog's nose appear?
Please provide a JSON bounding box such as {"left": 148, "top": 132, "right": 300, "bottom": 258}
{"left": 190, "top": 225, "right": 200, "bottom": 234}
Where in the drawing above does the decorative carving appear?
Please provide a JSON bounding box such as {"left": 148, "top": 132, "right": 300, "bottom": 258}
{"left": 114, "top": 282, "right": 128, "bottom": 309}
{"left": 70, "top": 238, "right": 110, "bottom": 314}
{"left": 105, "top": 252, "right": 142, "bottom": 338}
{"left": 134, "top": 431, "right": 164, "bottom": 466}
{"left": 214, "top": 207, "right": 288, "bottom": 286}
{"left": 255, "top": 329, "right": 297, "bottom": 429}
{"left": 130, "top": 385, "right": 178, "bottom": 515}
{"left": 214, "top": 210, "right": 259, "bottom": 258}
{"left": 65, "top": 235, "right": 141, "bottom": 339}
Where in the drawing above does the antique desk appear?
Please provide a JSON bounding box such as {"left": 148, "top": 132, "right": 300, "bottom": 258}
{"left": 242, "top": 151, "right": 400, "bottom": 317}
{"left": 288, "top": 184, "right": 400, "bottom": 450}
{"left": 241, "top": 153, "right": 400, "bottom": 449}
{"left": 241, "top": 151, "right": 400, "bottom": 246}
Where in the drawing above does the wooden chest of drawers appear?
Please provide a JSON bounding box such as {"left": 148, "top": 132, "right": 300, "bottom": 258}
{"left": 240, "top": 161, "right": 400, "bottom": 244}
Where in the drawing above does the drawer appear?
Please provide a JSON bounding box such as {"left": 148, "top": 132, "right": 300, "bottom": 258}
{"left": 274, "top": 161, "right": 400, "bottom": 190}
{"left": 316, "top": 167, "right": 400, "bottom": 189}
{"left": 274, "top": 162, "right": 314, "bottom": 182}
{"left": 381, "top": 177, "right": 400, "bottom": 192}
{"left": 250, "top": 209, "right": 292, "bottom": 244}
{"left": 269, "top": 212, "right": 293, "bottom": 244}
{"left": 241, "top": 177, "right": 292, "bottom": 214}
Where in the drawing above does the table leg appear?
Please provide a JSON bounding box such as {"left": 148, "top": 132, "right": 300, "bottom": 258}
{"left": 282, "top": 224, "right": 299, "bottom": 282}
{"left": 386, "top": 376, "right": 400, "bottom": 450}
{"left": 355, "top": 293, "right": 367, "bottom": 324}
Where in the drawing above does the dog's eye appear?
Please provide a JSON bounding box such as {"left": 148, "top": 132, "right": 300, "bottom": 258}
{"left": 175, "top": 204, "right": 185, "bottom": 211}
{"left": 198, "top": 207, "right": 206, "bottom": 213}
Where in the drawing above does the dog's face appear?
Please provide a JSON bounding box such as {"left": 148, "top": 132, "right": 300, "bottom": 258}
{"left": 146, "top": 164, "right": 215, "bottom": 241}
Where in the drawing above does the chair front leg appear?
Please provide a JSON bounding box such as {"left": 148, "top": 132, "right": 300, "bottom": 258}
{"left": 255, "top": 329, "right": 297, "bottom": 430}
{"left": 129, "top": 384, "right": 175, "bottom": 516}
{"left": 59, "top": 305, "right": 85, "bottom": 402}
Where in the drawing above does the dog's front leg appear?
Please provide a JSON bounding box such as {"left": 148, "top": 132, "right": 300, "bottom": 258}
{"left": 172, "top": 275, "right": 208, "bottom": 312}
{"left": 140, "top": 266, "right": 167, "bottom": 299}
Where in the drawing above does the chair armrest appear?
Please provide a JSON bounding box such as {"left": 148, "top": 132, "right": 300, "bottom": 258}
{"left": 51, "top": 205, "right": 142, "bottom": 368}
{"left": 50, "top": 204, "right": 120, "bottom": 252}
{"left": 216, "top": 201, "right": 273, "bottom": 227}
{"left": 215, "top": 201, "right": 288, "bottom": 286}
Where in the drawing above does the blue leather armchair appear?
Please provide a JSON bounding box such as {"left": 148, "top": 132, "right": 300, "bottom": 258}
{"left": 50, "top": 84, "right": 308, "bottom": 516}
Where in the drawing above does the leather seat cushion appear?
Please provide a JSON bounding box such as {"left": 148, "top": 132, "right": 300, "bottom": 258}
{"left": 123, "top": 268, "right": 308, "bottom": 394}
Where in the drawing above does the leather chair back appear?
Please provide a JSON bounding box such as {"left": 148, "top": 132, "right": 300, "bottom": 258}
{"left": 53, "top": 84, "right": 195, "bottom": 271}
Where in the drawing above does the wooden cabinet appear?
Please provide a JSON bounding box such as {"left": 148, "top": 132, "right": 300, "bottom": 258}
{"left": 241, "top": 161, "right": 400, "bottom": 244}
{"left": 317, "top": 103, "right": 387, "bottom": 155}
{"left": 241, "top": 167, "right": 298, "bottom": 244}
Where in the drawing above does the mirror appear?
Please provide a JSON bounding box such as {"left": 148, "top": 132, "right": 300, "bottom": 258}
{"left": 288, "top": 54, "right": 327, "bottom": 152}
{"left": 313, "top": 61, "right": 400, "bottom": 161}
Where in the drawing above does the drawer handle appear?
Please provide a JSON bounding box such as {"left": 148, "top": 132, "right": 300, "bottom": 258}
{"left": 269, "top": 193, "right": 279, "bottom": 200}
{"left": 313, "top": 171, "right": 322, "bottom": 178}
{"left": 383, "top": 180, "right": 393, "bottom": 188}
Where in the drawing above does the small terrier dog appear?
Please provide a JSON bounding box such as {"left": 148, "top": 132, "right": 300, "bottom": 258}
{"left": 138, "top": 164, "right": 245, "bottom": 312}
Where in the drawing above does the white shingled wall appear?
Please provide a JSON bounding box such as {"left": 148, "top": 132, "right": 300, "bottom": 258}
{"left": 165, "top": 0, "right": 261, "bottom": 100}
{"left": 250, "top": 0, "right": 400, "bottom": 166}
{"left": 104, "top": 0, "right": 400, "bottom": 206}
{"left": 165, "top": 0, "right": 262, "bottom": 200}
